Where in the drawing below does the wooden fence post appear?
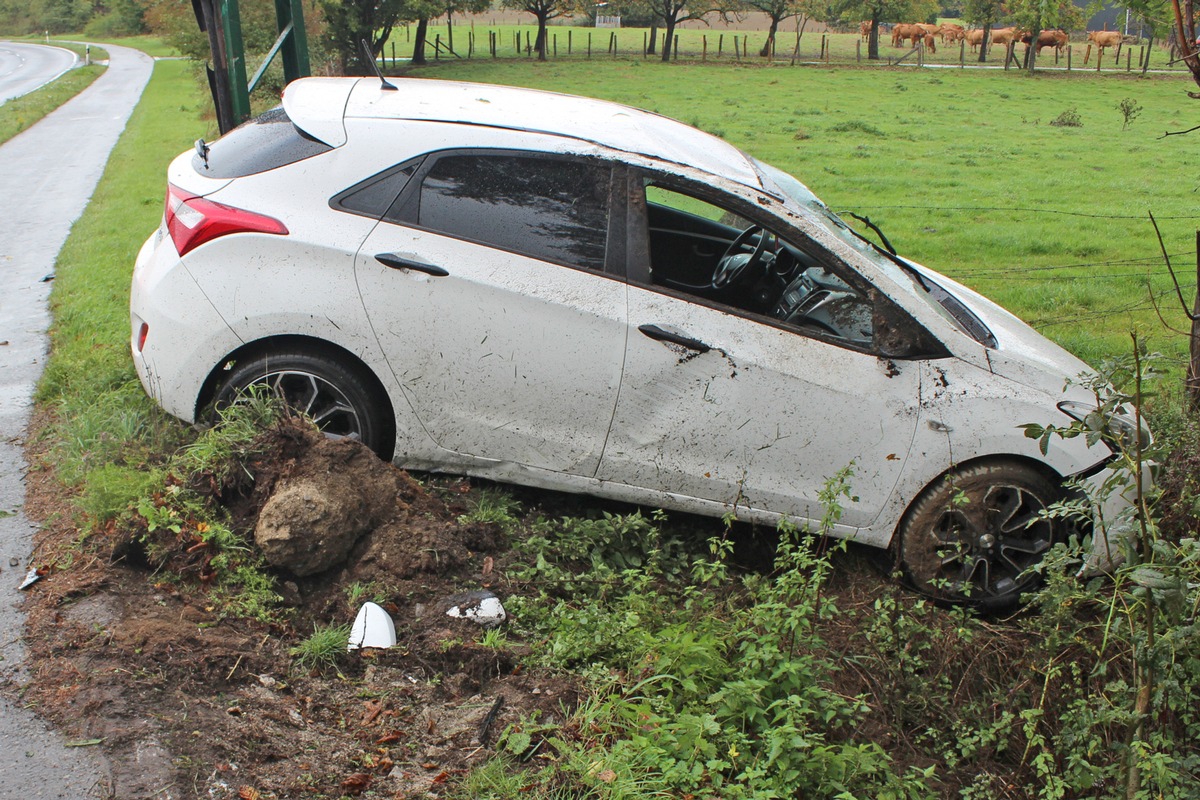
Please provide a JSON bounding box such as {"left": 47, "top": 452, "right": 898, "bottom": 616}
{"left": 587, "top": 32, "right": 591, "bottom": 58}
{"left": 703, "top": 35, "right": 707, "bottom": 60}
{"left": 718, "top": 34, "right": 723, "bottom": 57}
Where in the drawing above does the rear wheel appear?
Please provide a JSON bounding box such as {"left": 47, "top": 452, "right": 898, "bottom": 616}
{"left": 213, "top": 350, "right": 394, "bottom": 460}
{"left": 897, "top": 461, "right": 1063, "bottom": 610}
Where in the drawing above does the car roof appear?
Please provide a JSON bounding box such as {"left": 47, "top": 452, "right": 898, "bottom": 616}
{"left": 281, "top": 77, "right": 763, "bottom": 189}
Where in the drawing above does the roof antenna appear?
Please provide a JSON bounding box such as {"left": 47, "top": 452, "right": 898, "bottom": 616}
{"left": 360, "top": 39, "right": 397, "bottom": 91}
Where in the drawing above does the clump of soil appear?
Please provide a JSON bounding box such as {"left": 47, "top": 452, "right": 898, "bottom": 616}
{"left": 14, "top": 414, "right": 581, "bottom": 799}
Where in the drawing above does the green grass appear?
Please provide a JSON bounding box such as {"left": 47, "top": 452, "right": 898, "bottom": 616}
{"left": 400, "top": 58, "right": 1199, "bottom": 372}
{"left": 39, "top": 58, "right": 209, "bottom": 479}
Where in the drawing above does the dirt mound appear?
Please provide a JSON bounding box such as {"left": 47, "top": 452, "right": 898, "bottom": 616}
{"left": 13, "top": 415, "right": 581, "bottom": 799}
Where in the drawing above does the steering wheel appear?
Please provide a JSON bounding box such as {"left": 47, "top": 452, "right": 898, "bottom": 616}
{"left": 712, "top": 225, "right": 773, "bottom": 290}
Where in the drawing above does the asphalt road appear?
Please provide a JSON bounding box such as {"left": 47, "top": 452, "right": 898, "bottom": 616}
{"left": 0, "top": 42, "right": 77, "bottom": 104}
{"left": 0, "top": 42, "right": 153, "bottom": 799}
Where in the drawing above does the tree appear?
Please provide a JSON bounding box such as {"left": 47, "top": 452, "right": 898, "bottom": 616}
{"left": 1005, "top": 0, "right": 1082, "bottom": 73}
{"left": 1167, "top": 0, "right": 1200, "bottom": 95}
{"left": 740, "top": 0, "right": 810, "bottom": 57}
{"left": 501, "top": 0, "right": 572, "bottom": 60}
{"left": 406, "top": 0, "right": 486, "bottom": 64}
{"left": 960, "top": 0, "right": 1003, "bottom": 61}
{"left": 834, "top": 0, "right": 935, "bottom": 59}
{"left": 641, "top": 0, "right": 725, "bottom": 61}
{"left": 320, "top": 0, "right": 407, "bottom": 73}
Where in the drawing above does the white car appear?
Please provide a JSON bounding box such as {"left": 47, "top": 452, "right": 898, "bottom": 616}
{"left": 131, "top": 76, "right": 1144, "bottom": 608}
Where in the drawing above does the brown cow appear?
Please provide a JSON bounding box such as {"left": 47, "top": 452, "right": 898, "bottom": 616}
{"left": 1085, "top": 29, "right": 1126, "bottom": 63}
{"left": 989, "top": 27, "right": 1021, "bottom": 47}
{"left": 1021, "top": 28, "right": 1068, "bottom": 56}
{"left": 940, "top": 22, "right": 965, "bottom": 43}
{"left": 965, "top": 28, "right": 986, "bottom": 51}
{"left": 891, "top": 23, "right": 927, "bottom": 47}
{"left": 860, "top": 20, "right": 872, "bottom": 41}
{"left": 916, "top": 22, "right": 942, "bottom": 36}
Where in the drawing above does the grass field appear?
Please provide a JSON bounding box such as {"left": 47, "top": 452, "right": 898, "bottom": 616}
{"left": 396, "top": 58, "right": 1200, "bottom": 377}
{"left": 386, "top": 20, "right": 1192, "bottom": 74}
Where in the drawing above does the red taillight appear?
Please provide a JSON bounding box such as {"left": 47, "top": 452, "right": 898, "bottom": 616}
{"left": 135, "top": 322, "right": 149, "bottom": 353}
{"left": 164, "top": 183, "right": 288, "bottom": 256}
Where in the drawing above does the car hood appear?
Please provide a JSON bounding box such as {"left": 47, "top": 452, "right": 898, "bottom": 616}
{"left": 909, "top": 263, "right": 1095, "bottom": 400}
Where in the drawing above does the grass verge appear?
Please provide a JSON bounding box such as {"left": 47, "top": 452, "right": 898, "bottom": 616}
{"left": 38, "top": 57, "right": 205, "bottom": 493}
{"left": 0, "top": 43, "right": 107, "bottom": 145}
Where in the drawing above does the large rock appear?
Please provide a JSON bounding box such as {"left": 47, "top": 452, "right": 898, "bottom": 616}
{"left": 254, "top": 438, "right": 402, "bottom": 576}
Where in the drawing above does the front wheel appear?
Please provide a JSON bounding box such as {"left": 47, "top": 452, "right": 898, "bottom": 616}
{"left": 213, "top": 350, "right": 395, "bottom": 460}
{"left": 897, "top": 461, "right": 1063, "bottom": 610}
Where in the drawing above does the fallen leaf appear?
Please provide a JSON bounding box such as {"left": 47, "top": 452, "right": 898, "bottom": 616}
{"left": 597, "top": 769, "right": 617, "bottom": 784}
{"left": 375, "top": 731, "right": 403, "bottom": 744}
{"left": 237, "top": 788, "right": 262, "bottom": 800}
{"left": 362, "top": 699, "right": 384, "bottom": 725}
{"left": 482, "top": 556, "right": 494, "bottom": 575}
{"left": 340, "top": 772, "right": 372, "bottom": 795}
{"left": 64, "top": 738, "right": 104, "bottom": 748}
{"left": 431, "top": 771, "right": 452, "bottom": 784}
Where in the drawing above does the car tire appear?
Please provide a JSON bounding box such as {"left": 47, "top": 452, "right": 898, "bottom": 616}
{"left": 896, "top": 461, "right": 1063, "bottom": 610}
{"left": 213, "top": 350, "right": 395, "bottom": 460}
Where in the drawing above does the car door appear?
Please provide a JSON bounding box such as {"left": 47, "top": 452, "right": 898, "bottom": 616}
{"left": 595, "top": 175, "right": 932, "bottom": 530}
{"left": 351, "top": 150, "right": 627, "bottom": 476}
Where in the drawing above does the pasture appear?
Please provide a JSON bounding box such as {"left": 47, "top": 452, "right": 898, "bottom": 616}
{"left": 384, "top": 18, "right": 1193, "bottom": 74}
{"left": 402, "top": 57, "right": 1200, "bottom": 381}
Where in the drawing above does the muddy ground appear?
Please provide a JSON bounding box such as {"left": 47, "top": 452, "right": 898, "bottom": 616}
{"left": 11, "top": 415, "right": 596, "bottom": 799}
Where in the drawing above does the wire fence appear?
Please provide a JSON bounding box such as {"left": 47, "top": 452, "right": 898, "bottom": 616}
{"left": 377, "top": 22, "right": 1194, "bottom": 76}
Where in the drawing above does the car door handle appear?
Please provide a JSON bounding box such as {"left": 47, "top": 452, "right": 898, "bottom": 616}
{"left": 638, "top": 324, "right": 711, "bottom": 354}
{"left": 375, "top": 252, "right": 449, "bottom": 277}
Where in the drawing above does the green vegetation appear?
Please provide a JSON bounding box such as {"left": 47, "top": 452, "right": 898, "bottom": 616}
{"left": 291, "top": 622, "right": 353, "bottom": 672}
{"left": 29, "top": 46, "right": 1200, "bottom": 798}
{"left": 0, "top": 45, "right": 106, "bottom": 145}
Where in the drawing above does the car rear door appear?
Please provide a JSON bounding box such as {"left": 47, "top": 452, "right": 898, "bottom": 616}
{"left": 351, "top": 150, "right": 628, "bottom": 476}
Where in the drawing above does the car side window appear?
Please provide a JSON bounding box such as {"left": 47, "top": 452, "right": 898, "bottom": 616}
{"left": 638, "top": 178, "right": 877, "bottom": 349}
{"left": 331, "top": 162, "right": 419, "bottom": 219}
{"left": 407, "top": 153, "right": 612, "bottom": 272}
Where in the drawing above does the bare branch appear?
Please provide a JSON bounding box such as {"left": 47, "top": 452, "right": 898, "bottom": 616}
{"left": 1161, "top": 124, "right": 1200, "bottom": 139}
{"left": 1149, "top": 211, "right": 1199, "bottom": 320}
{"left": 1146, "top": 279, "right": 1193, "bottom": 334}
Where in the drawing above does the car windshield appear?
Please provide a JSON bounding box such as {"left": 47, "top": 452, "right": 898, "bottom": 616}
{"left": 752, "top": 157, "right": 995, "bottom": 347}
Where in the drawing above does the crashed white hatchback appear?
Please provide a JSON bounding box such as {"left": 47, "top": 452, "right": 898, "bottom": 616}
{"left": 131, "top": 76, "right": 1144, "bottom": 608}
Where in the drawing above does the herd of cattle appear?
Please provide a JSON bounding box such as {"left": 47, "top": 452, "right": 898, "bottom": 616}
{"left": 859, "top": 20, "right": 1136, "bottom": 59}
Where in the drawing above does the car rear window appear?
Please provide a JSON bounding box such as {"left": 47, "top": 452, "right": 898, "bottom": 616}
{"left": 192, "top": 107, "right": 333, "bottom": 178}
{"left": 413, "top": 154, "right": 611, "bottom": 271}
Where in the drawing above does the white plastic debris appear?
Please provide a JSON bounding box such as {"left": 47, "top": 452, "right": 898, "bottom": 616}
{"left": 445, "top": 591, "right": 507, "bottom": 628}
{"left": 18, "top": 567, "right": 41, "bottom": 590}
{"left": 347, "top": 601, "right": 397, "bottom": 651}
